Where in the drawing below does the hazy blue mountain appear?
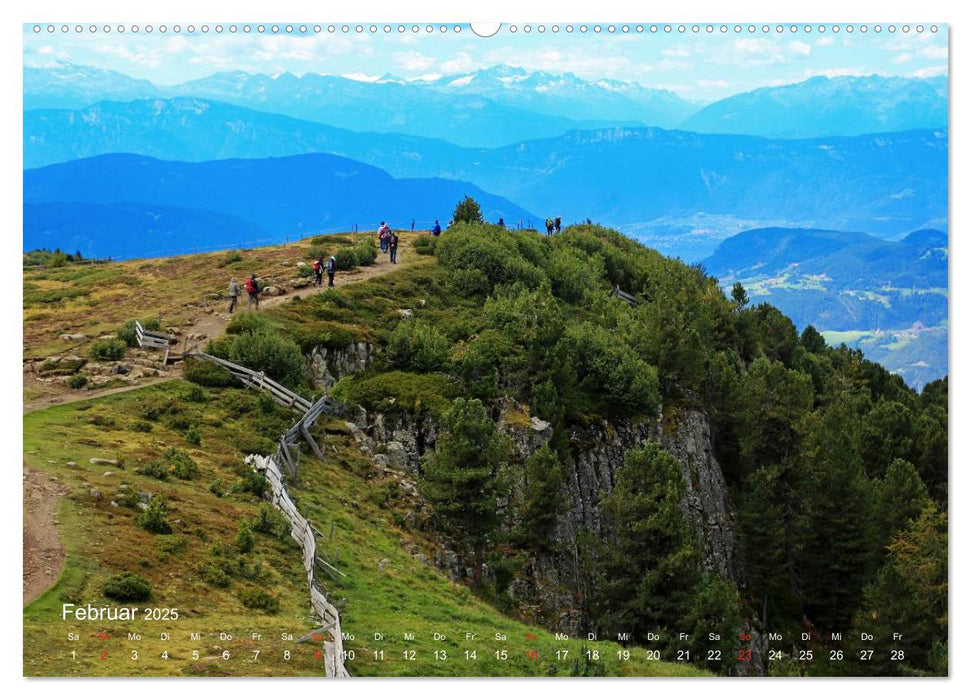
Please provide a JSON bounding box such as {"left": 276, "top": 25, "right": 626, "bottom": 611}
{"left": 23, "top": 97, "right": 471, "bottom": 170}
{"left": 702, "top": 226, "right": 948, "bottom": 387}
{"left": 23, "top": 63, "right": 160, "bottom": 110}
{"left": 23, "top": 201, "right": 268, "bottom": 260}
{"left": 170, "top": 70, "right": 632, "bottom": 147}
{"left": 682, "top": 75, "right": 948, "bottom": 138}
{"left": 420, "top": 65, "right": 698, "bottom": 126}
{"left": 24, "top": 153, "right": 536, "bottom": 258}
{"left": 457, "top": 127, "right": 948, "bottom": 239}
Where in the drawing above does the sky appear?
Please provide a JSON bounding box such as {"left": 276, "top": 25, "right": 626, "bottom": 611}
{"left": 23, "top": 22, "right": 949, "bottom": 101}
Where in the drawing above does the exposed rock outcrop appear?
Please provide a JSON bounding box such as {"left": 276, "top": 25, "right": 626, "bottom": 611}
{"left": 306, "top": 342, "right": 375, "bottom": 389}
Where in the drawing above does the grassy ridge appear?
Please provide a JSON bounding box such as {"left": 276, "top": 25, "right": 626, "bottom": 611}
{"left": 23, "top": 381, "right": 706, "bottom": 677}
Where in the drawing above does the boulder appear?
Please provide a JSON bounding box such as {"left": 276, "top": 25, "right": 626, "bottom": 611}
{"left": 262, "top": 285, "right": 284, "bottom": 297}
{"left": 397, "top": 308, "right": 414, "bottom": 319}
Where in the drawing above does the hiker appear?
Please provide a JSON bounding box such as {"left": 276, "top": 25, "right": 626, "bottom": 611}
{"left": 554, "top": 216, "right": 562, "bottom": 234}
{"left": 432, "top": 220, "right": 442, "bottom": 236}
{"left": 326, "top": 256, "right": 337, "bottom": 287}
{"left": 497, "top": 217, "right": 506, "bottom": 229}
{"left": 378, "top": 221, "right": 391, "bottom": 252}
{"left": 411, "top": 218, "right": 416, "bottom": 232}
{"left": 312, "top": 257, "right": 324, "bottom": 287}
{"left": 545, "top": 218, "right": 554, "bottom": 236}
{"left": 245, "top": 274, "right": 261, "bottom": 311}
{"left": 389, "top": 230, "right": 399, "bottom": 264}
{"left": 228, "top": 277, "right": 240, "bottom": 313}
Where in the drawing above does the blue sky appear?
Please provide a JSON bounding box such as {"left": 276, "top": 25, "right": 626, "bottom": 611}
{"left": 23, "top": 22, "right": 948, "bottom": 101}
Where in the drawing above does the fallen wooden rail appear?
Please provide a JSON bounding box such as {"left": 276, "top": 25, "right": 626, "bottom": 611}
{"left": 611, "top": 285, "right": 639, "bottom": 306}
{"left": 135, "top": 320, "right": 176, "bottom": 363}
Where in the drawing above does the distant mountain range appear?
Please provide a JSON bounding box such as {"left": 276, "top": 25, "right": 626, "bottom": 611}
{"left": 23, "top": 153, "right": 536, "bottom": 258}
{"left": 683, "top": 75, "right": 948, "bottom": 138}
{"left": 703, "top": 226, "right": 948, "bottom": 387}
{"left": 23, "top": 97, "right": 949, "bottom": 243}
{"left": 24, "top": 62, "right": 948, "bottom": 144}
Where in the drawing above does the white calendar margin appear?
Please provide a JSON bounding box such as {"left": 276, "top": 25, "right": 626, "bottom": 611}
{"left": 2, "top": 0, "right": 962, "bottom": 698}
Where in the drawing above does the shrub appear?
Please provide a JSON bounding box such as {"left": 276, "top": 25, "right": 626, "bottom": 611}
{"left": 239, "top": 589, "right": 280, "bottom": 613}
{"left": 103, "top": 573, "right": 152, "bottom": 602}
{"left": 333, "top": 243, "right": 377, "bottom": 270}
{"left": 413, "top": 235, "right": 437, "bottom": 255}
{"left": 332, "top": 371, "right": 459, "bottom": 417}
{"left": 201, "top": 562, "right": 231, "bottom": 588}
{"left": 235, "top": 522, "right": 256, "bottom": 553}
{"left": 184, "top": 426, "right": 202, "bottom": 447}
{"left": 89, "top": 338, "right": 127, "bottom": 361}
{"left": 131, "top": 420, "right": 153, "bottom": 433}
{"left": 182, "top": 357, "right": 234, "bottom": 387}
{"left": 253, "top": 503, "right": 291, "bottom": 540}
{"left": 66, "top": 373, "right": 88, "bottom": 389}
{"left": 219, "top": 250, "right": 243, "bottom": 267}
{"left": 136, "top": 459, "right": 169, "bottom": 480}
{"left": 166, "top": 448, "right": 199, "bottom": 480}
{"left": 227, "top": 330, "right": 305, "bottom": 388}
{"left": 137, "top": 495, "right": 173, "bottom": 534}
{"left": 182, "top": 385, "right": 210, "bottom": 403}
{"left": 235, "top": 469, "right": 267, "bottom": 498}
{"left": 386, "top": 321, "right": 452, "bottom": 373}
{"left": 297, "top": 264, "right": 314, "bottom": 278}
{"left": 209, "top": 479, "right": 226, "bottom": 497}
{"left": 258, "top": 392, "right": 277, "bottom": 414}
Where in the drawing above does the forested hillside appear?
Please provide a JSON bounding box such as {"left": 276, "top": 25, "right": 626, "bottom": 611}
{"left": 211, "top": 220, "right": 947, "bottom": 676}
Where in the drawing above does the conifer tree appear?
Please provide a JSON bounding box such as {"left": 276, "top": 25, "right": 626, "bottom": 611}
{"left": 451, "top": 195, "right": 484, "bottom": 225}
{"left": 516, "top": 444, "right": 566, "bottom": 551}
{"left": 420, "top": 398, "right": 510, "bottom": 583}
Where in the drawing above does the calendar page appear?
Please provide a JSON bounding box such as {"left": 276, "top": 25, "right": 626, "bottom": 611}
{"left": 22, "top": 17, "right": 949, "bottom": 680}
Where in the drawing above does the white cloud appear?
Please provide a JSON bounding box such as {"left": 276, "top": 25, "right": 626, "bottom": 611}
{"left": 662, "top": 46, "right": 691, "bottom": 58}
{"left": 394, "top": 50, "right": 436, "bottom": 72}
{"left": 696, "top": 78, "right": 731, "bottom": 89}
{"left": 788, "top": 40, "right": 812, "bottom": 57}
{"left": 816, "top": 37, "right": 835, "bottom": 47}
{"left": 920, "top": 46, "right": 948, "bottom": 60}
{"left": 891, "top": 53, "right": 914, "bottom": 65}
{"left": 439, "top": 51, "right": 479, "bottom": 74}
{"left": 909, "top": 65, "right": 948, "bottom": 78}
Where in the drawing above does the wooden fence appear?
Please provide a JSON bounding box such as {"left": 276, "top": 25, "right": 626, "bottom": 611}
{"left": 135, "top": 320, "right": 177, "bottom": 363}
{"left": 611, "top": 285, "right": 639, "bottom": 306}
{"left": 188, "top": 352, "right": 350, "bottom": 677}
{"left": 246, "top": 454, "right": 350, "bottom": 678}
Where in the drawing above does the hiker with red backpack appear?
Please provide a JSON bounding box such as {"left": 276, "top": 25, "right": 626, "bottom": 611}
{"left": 378, "top": 221, "right": 391, "bottom": 253}
{"left": 245, "top": 274, "right": 261, "bottom": 311}
{"left": 312, "top": 257, "right": 324, "bottom": 287}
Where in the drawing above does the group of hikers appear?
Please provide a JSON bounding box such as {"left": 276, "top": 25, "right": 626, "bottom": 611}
{"left": 224, "top": 214, "right": 548, "bottom": 314}
{"left": 545, "top": 216, "right": 562, "bottom": 236}
{"left": 227, "top": 254, "right": 336, "bottom": 313}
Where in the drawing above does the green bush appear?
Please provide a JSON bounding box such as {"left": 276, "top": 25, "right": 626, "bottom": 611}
{"left": 66, "top": 373, "right": 88, "bottom": 389}
{"left": 258, "top": 392, "right": 277, "bottom": 414}
{"left": 209, "top": 479, "right": 226, "bottom": 497}
{"left": 182, "top": 357, "right": 235, "bottom": 387}
{"left": 436, "top": 224, "right": 546, "bottom": 296}
{"left": 182, "top": 385, "right": 210, "bottom": 403}
{"left": 227, "top": 330, "right": 305, "bottom": 388}
{"left": 103, "top": 573, "right": 152, "bottom": 602}
{"left": 413, "top": 235, "right": 438, "bottom": 255}
{"left": 253, "top": 503, "right": 291, "bottom": 540}
{"left": 235, "top": 522, "right": 256, "bottom": 553}
{"left": 166, "top": 447, "right": 199, "bottom": 479}
{"left": 333, "top": 242, "right": 378, "bottom": 270}
{"left": 89, "top": 338, "right": 127, "bottom": 361}
{"left": 387, "top": 321, "right": 452, "bottom": 373}
{"left": 184, "top": 426, "right": 202, "bottom": 447}
{"left": 137, "top": 495, "right": 173, "bottom": 534}
{"left": 297, "top": 264, "right": 314, "bottom": 278}
{"left": 234, "top": 469, "right": 267, "bottom": 498}
{"left": 201, "top": 562, "right": 231, "bottom": 588}
{"left": 136, "top": 460, "right": 169, "bottom": 480}
{"left": 131, "top": 420, "right": 153, "bottom": 433}
{"left": 219, "top": 250, "right": 243, "bottom": 267}
{"left": 332, "top": 371, "right": 459, "bottom": 417}
{"left": 238, "top": 589, "right": 279, "bottom": 613}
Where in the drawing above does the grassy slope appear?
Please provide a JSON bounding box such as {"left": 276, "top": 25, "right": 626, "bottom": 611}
{"left": 23, "top": 232, "right": 380, "bottom": 360}
{"left": 24, "top": 382, "right": 704, "bottom": 678}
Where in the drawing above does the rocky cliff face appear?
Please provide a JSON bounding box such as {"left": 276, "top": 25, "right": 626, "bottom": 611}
{"left": 306, "top": 342, "right": 374, "bottom": 389}
{"left": 345, "top": 399, "right": 737, "bottom": 607}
